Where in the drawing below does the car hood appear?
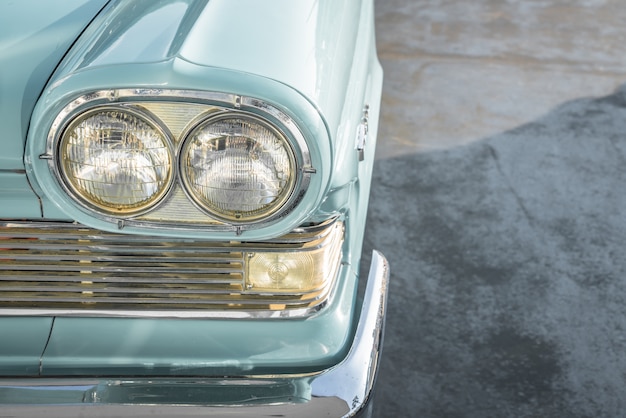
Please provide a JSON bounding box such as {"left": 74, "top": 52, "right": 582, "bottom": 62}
{"left": 4, "top": 0, "right": 361, "bottom": 174}
{"left": 0, "top": 0, "right": 109, "bottom": 170}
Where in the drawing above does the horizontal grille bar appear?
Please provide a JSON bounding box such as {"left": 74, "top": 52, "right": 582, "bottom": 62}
{"left": 0, "top": 219, "right": 343, "bottom": 318}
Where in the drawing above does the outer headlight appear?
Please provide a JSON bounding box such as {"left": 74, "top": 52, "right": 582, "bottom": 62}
{"left": 179, "top": 114, "right": 297, "bottom": 223}
{"left": 57, "top": 107, "right": 174, "bottom": 216}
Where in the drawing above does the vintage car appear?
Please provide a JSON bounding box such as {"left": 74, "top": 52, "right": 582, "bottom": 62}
{"left": 0, "top": 0, "right": 388, "bottom": 416}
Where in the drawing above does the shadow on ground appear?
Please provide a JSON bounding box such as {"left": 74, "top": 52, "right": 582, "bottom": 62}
{"left": 362, "top": 85, "right": 626, "bottom": 418}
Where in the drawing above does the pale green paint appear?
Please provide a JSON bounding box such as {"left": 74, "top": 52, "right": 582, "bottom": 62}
{"left": 0, "top": 172, "right": 41, "bottom": 218}
{"left": 0, "top": 0, "right": 107, "bottom": 170}
{"left": 0, "top": 317, "right": 53, "bottom": 376}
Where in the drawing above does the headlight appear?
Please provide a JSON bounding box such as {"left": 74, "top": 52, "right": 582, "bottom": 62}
{"left": 179, "top": 114, "right": 297, "bottom": 223}
{"left": 45, "top": 90, "right": 317, "bottom": 233}
{"left": 57, "top": 107, "right": 174, "bottom": 216}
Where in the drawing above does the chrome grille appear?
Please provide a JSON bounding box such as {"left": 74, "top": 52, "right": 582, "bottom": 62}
{"left": 0, "top": 220, "right": 342, "bottom": 318}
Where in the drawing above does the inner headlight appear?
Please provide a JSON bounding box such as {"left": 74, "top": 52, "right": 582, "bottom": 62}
{"left": 179, "top": 114, "right": 297, "bottom": 223}
{"left": 57, "top": 107, "right": 174, "bottom": 215}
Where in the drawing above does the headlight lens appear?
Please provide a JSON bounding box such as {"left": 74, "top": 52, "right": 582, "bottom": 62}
{"left": 58, "top": 107, "right": 174, "bottom": 215}
{"left": 180, "top": 114, "right": 297, "bottom": 222}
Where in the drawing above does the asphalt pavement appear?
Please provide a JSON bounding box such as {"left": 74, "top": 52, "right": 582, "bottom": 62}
{"left": 363, "top": 1, "right": 626, "bottom": 417}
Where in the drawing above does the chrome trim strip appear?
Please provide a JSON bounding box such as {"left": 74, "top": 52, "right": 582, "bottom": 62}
{"left": 0, "top": 218, "right": 336, "bottom": 240}
{"left": 0, "top": 251, "right": 389, "bottom": 418}
{"left": 310, "top": 250, "right": 389, "bottom": 415}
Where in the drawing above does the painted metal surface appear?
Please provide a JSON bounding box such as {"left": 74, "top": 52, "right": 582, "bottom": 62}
{"left": 0, "top": 317, "right": 53, "bottom": 376}
{"left": 0, "top": 0, "right": 108, "bottom": 214}
{"left": 0, "top": 172, "right": 41, "bottom": 218}
{"left": 0, "top": 0, "right": 107, "bottom": 170}
{"left": 45, "top": 0, "right": 366, "bottom": 144}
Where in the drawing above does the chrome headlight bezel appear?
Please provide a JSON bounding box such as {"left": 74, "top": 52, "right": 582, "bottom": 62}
{"left": 42, "top": 89, "right": 316, "bottom": 233}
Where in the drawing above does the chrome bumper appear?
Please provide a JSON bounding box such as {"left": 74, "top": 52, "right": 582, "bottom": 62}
{"left": 0, "top": 251, "right": 389, "bottom": 418}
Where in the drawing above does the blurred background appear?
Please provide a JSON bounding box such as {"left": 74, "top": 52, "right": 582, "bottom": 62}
{"left": 363, "top": 1, "right": 626, "bottom": 416}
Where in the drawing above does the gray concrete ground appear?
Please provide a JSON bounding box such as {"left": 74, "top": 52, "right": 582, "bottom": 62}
{"left": 363, "top": 1, "right": 626, "bottom": 417}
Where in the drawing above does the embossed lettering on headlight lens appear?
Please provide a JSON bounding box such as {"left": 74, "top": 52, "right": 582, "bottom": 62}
{"left": 180, "top": 115, "right": 296, "bottom": 222}
{"left": 58, "top": 108, "right": 173, "bottom": 215}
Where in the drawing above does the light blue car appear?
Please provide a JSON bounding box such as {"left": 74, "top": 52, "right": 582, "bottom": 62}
{"left": 0, "top": 0, "right": 388, "bottom": 416}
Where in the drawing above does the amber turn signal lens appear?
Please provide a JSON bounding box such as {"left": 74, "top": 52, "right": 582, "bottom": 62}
{"left": 246, "top": 221, "right": 344, "bottom": 293}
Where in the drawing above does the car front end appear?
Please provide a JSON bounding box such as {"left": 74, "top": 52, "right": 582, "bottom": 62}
{"left": 0, "top": 0, "right": 387, "bottom": 416}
